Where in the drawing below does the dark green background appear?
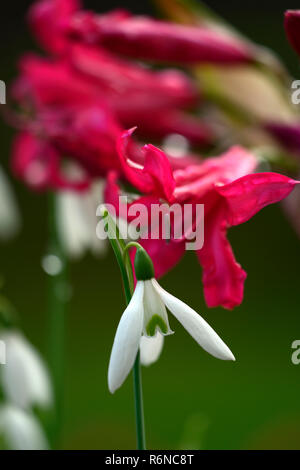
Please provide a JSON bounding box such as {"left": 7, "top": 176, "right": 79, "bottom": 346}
{"left": 1, "top": 0, "right": 300, "bottom": 450}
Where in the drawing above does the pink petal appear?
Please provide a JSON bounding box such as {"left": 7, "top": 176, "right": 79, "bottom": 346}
{"left": 285, "top": 10, "right": 300, "bottom": 58}
{"left": 70, "top": 12, "right": 253, "bottom": 64}
{"left": 216, "top": 172, "right": 300, "bottom": 226}
{"left": 28, "top": 0, "right": 80, "bottom": 55}
{"left": 197, "top": 203, "right": 246, "bottom": 310}
{"left": 13, "top": 54, "right": 100, "bottom": 107}
{"left": 174, "top": 146, "right": 257, "bottom": 202}
{"left": 117, "top": 129, "right": 175, "bottom": 202}
{"left": 70, "top": 43, "right": 198, "bottom": 110}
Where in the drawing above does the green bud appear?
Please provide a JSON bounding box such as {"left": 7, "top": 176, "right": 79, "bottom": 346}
{"left": 134, "top": 247, "right": 155, "bottom": 281}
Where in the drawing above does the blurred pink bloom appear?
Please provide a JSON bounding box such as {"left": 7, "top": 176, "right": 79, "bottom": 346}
{"left": 11, "top": 45, "right": 209, "bottom": 189}
{"left": 69, "top": 9, "right": 254, "bottom": 64}
{"left": 68, "top": 44, "right": 212, "bottom": 145}
{"left": 285, "top": 10, "right": 300, "bottom": 58}
{"left": 12, "top": 131, "right": 89, "bottom": 191}
{"left": 106, "top": 130, "right": 299, "bottom": 309}
{"left": 28, "top": 0, "right": 81, "bottom": 55}
{"left": 11, "top": 55, "right": 127, "bottom": 189}
{"left": 265, "top": 122, "right": 300, "bottom": 154}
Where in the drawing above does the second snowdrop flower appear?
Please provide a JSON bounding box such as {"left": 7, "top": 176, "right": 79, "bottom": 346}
{"left": 108, "top": 247, "right": 235, "bottom": 393}
{"left": 0, "top": 330, "right": 52, "bottom": 409}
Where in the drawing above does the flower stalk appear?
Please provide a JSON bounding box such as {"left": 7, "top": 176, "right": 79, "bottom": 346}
{"left": 102, "top": 208, "right": 146, "bottom": 450}
{"left": 46, "top": 191, "right": 69, "bottom": 448}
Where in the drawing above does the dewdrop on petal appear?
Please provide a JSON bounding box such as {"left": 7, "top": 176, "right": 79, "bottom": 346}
{"left": 108, "top": 246, "right": 235, "bottom": 393}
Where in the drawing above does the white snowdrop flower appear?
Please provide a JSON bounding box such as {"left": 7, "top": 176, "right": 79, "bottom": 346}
{"left": 108, "top": 247, "right": 235, "bottom": 393}
{"left": 0, "top": 166, "right": 20, "bottom": 240}
{"left": 56, "top": 180, "right": 107, "bottom": 259}
{"left": 0, "top": 404, "right": 48, "bottom": 450}
{"left": 0, "top": 331, "right": 52, "bottom": 409}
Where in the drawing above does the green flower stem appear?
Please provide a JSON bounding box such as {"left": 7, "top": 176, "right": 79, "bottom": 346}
{"left": 102, "top": 209, "right": 146, "bottom": 450}
{"left": 132, "top": 352, "right": 146, "bottom": 450}
{"left": 47, "top": 192, "right": 68, "bottom": 448}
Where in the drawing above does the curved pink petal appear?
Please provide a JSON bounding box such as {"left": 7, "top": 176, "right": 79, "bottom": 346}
{"left": 117, "top": 129, "right": 175, "bottom": 202}
{"left": 174, "top": 146, "right": 257, "bottom": 202}
{"left": 197, "top": 202, "right": 247, "bottom": 310}
{"left": 70, "top": 12, "right": 253, "bottom": 64}
{"left": 216, "top": 172, "right": 300, "bottom": 226}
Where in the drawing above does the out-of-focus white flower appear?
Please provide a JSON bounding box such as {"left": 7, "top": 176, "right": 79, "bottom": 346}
{"left": 108, "top": 247, "right": 235, "bottom": 393}
{"left": 0, "top": 404, "right": 48, "bottom": 450}
{"left": 0, "top": 331, "right": 52, "bottom": 409}
{"left": 0, "top": 166, "right": 20, "bottom": 240}
{"left": 56, "top": 180, "right": 107, "bottom": 259}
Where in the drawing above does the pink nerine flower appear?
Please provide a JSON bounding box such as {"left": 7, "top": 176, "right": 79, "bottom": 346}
{"left": 11, "top": 55, "right": 126, "bottom": 189}
{"left": 285, "top": 10, "right": 300, "bottom": 58}
{"left": 11, "top": 51, "right": 205, "bottom": 190}
{"left": 105, "top": 130, "right": 299, "bottom": 310}
{"left": 68, "top": 9, "right": 254, "bottom": 64}
{"left": 67, "top": 44, "right": 211, "bottom": 146}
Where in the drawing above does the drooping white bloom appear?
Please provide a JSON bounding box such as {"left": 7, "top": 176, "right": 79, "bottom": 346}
{"left": 108, "top": 247, "right": 235, "bottom": 393}
{"left": 56, "top": 180, "right": 107, "bottom": 259}
{"left": 0, "top": 166, "right": 20, "bottom": 240}
{"left": 0, "top": 404, "right": 48, "bottom": 450}
{"left": 0, "top": 331, "right": 52, "bottom": 409}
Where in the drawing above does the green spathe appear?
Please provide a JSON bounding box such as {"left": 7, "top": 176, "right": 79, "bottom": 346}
{"left": 134, "top": 247, "right": 155, "bottom": 281}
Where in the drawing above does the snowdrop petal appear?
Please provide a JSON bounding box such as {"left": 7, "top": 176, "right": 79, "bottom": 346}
{"left": 152, "top": 280, "right": 235, "bottom": 361}
{"left": 0, "top": 404, "right": 48, "bottom": 450}
{"left": 140, "top": 333, "right": 164, "bottom": 367}
{"left": 108, "top": 281, "right": 144, "bottom": 393}
{"left": 0, "top": 332, "right": 52, "bottom": 409}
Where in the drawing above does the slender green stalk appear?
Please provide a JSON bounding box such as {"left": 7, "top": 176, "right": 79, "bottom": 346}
{"left": 103, "top": 209, "right": 146, "bottom": 450}
{"left": 47, "top": 192, "right": 68, "bottom": 448}
{"left": 132, "top": 352, "right": 146, "bottom": 449}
